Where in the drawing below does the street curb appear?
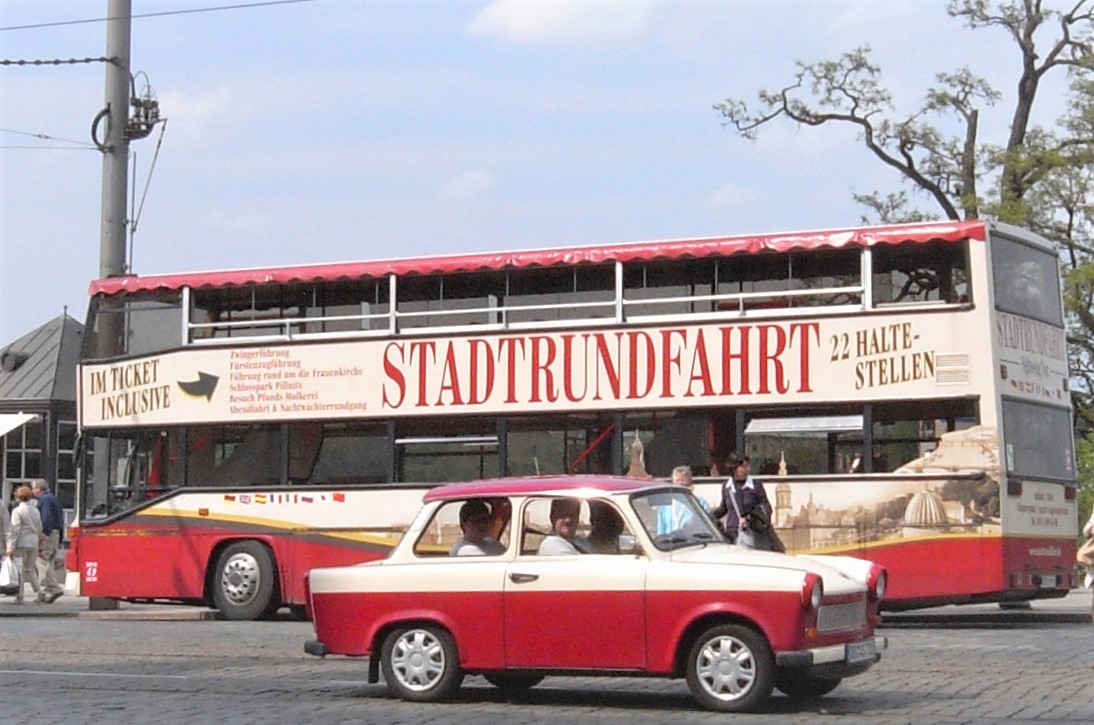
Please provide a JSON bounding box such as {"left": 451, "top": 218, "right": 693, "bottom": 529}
{"left": 0, "top": 597, "right": 218, "bottom": 620}
{"left": 882, "top": 611, "right": 1091, "bottom": 625}
{"left": 0, "top": 609, "right": 78, "bottom": 619}
{"left": 77, "top": 607, "right": 219, "bottom": 621}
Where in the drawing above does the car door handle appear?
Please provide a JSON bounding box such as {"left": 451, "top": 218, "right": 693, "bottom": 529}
{"left": 509, "top": 572, "right": 539, "bottom": 584}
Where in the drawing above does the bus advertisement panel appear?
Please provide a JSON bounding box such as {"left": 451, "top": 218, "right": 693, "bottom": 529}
{"left": 82, "top": 314, "right": 975, "bottom": 428}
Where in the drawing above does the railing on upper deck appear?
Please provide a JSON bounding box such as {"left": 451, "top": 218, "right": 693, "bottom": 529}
{"left": 180, "top": 267, "right": 891, "bottom": 347}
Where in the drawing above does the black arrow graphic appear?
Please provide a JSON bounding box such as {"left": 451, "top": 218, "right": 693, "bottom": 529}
{"left": 178, "top": 371, "right": 219, "bottom": 400}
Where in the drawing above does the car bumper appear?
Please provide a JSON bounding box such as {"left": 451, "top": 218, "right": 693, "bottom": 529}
{"left": 304, "top": 639, "right": 329, "bottom": 658}
{"left": 775, "top": 635, "right": 887, "bottom": 676}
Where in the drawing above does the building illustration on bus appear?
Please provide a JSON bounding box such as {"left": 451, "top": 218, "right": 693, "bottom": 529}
{"left": 67, "top": 218, "right": 1079, "bottom": 619}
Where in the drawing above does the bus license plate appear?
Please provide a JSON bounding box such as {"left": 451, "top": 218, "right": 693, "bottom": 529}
{"left": 845, "top": 639, "right": 875, "bottom": 664}
{"left": 1039, "top": 575, "right": 1057, "bottom": 588}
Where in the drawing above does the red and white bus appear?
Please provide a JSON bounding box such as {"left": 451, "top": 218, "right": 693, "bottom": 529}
{"left": 68, "top": 219, "right": 1079, "bottom": 619}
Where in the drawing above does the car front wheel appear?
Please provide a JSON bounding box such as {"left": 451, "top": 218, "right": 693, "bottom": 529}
{"left": 685, "top": 623, "right": 774, "bottom": 712}
{"left": 381, "top": 626, "right": 464, "bottom": 702}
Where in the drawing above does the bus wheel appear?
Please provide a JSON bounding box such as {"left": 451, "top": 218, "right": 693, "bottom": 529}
{"left": 212, "top": 541, "right": 280, "bottom": 621}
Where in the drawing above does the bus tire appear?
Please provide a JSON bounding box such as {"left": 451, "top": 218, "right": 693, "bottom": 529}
{"left": 212, "top": 541, "right": 280, "bottom": 621}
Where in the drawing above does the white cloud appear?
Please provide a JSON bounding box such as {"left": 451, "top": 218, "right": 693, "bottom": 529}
{"left": 441, "top": 169, "right": 497, "bottom": 201}
{"left": 468, "top": 0, "right": 655, "bottom": 46}
{"left": 708, "top": 182, "right": 764, "bottom": 212}
{"left": 156, "top": 86, "right": 234, "bottom": 143}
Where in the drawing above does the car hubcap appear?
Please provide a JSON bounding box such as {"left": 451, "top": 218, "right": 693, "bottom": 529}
{"left": 221, "top": 553, "right": 260, "bottom": 606}
{"left": 391, "top": 630, "right": 446, "bottom": 691}
{"left": 696, "top": 635, "right": 755, "bottom": 701}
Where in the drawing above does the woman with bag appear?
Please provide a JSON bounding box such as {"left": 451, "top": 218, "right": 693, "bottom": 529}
{"left": 1082, "top": 508, "right": 1094, "bottom": 643}
{"left": 5, "top": 485, "right": 43, "bottom": 604}
{"left": 0, "top": 496, "right": 14, "bottom": 595}
{"left": 711, "top": 452, "right": 785, "bottom": 552}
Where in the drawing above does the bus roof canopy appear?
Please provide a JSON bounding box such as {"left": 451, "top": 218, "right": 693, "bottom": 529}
{"left": 89, "top": 219, "right": 987, "bottom": 297}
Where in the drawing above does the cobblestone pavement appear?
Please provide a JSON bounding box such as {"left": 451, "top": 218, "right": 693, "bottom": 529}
{"left": 0, "top": 589, "right": 1090, "bottom": 725}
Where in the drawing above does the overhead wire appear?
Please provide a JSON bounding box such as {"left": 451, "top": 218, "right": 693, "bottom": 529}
{"left": 0, "top": 127, "right": 97, "bottom": 149}
{"left": 0, "top": 0, "right": 325, "bottom": 32}
{"left": 2, "top": 0, "right": 314, "bottom": 151}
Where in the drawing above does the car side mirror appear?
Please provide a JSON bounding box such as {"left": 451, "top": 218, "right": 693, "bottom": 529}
{"left": 618, "top": 533, "right": 641, "bottom": 555}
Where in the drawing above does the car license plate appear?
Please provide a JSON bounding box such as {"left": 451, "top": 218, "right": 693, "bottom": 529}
{"left": 1039, "top": 575, "right": 1057, "bottom": 588}
{"left": 845, "top": 639, "right": 875, "bottom": 664}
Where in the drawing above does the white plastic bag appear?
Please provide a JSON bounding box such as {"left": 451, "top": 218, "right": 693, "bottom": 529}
{"left": 0, "top": 556, "right": 21, "bottom": 593}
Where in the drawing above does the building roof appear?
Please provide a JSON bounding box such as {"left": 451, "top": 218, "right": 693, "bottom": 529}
{"left": 89, "top": 219, "right": 988, "bottom": 297}
{"left": 0, "top": 314, "right": 84, "bottom": 404}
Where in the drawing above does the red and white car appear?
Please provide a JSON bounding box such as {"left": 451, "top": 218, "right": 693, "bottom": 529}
{"left": 304, "top": 476, "right": 887, "bottom": 712}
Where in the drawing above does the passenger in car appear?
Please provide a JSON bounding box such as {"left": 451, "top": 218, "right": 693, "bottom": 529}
{"left": 655, "top": 466, "right": 709, "bottom": 535}
{"left": 450, "top": 500, "right": 506, "bottom": 556}
{"left": 585, "top": 501, "right": 623, "bottom": 554}
{"left": 537, "top": 498, "right": 591, "bottom": 555}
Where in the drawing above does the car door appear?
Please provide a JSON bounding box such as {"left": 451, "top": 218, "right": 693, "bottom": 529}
{"left": 503, "top": 553, "right": 648, "bottom": 669}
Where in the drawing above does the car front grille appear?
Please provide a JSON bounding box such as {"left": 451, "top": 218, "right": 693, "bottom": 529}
{"left": 816, "top": 600, "right": 867, "bottom": 632}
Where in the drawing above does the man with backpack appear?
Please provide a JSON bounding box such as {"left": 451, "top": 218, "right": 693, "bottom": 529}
{"left": 31, "top": 479, "right": 65, "bottom": 603}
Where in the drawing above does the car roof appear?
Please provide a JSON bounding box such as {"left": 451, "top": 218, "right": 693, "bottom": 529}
{"left": 422, "top": 475, "right": 668, "bottom": 502}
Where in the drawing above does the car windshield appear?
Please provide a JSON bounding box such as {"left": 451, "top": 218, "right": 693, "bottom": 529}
{"left": 631, "top": 489, "right": 723, "bottom": 551}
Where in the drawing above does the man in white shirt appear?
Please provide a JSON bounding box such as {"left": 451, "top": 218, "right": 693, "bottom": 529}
{"left": 537, "top": 498, "right": 591, "bottom": 555}
{"left": 450, "top": 500, "right": 506, "bottom": 556}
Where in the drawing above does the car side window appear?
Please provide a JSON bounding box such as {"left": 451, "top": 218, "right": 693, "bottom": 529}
{"left": 412, "top": 498, "right": 511, "bottom": 558}
{"left": 585, "top": 500, "right": 632, "bottom": 555}
{"left": 521, "top": 498, "right": 563, "bottom": 554}
{"left": 519, "top": 497, "right": 635, "bottom": 556}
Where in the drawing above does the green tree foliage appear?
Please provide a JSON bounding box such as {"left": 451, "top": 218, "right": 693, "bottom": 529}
{"left": 715, "top": 0, "right": 1094, "bottom": 520}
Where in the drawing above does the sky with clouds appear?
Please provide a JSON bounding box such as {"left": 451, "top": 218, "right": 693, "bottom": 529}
{"left": 0, "top": 0, "right": 1072, "bottom": 346}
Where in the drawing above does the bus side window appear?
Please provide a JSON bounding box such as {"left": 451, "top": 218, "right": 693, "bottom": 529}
{"left": 188, "top": 427, "right": 281, "bottom": 487}
{"left": 288, "top": 423, "right": 323, "bottom": 483}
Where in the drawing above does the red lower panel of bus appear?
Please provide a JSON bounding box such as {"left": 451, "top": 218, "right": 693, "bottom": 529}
{"left": 70, "top": 520, "right": 1074, "bottom": 611}
{"left": 71, "top": 521, "right": 392, "bottom": 605}
{"left": 860, "top": 534, "right": 1074, "bottom": 609}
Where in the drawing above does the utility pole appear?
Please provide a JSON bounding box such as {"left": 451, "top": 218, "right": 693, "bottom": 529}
{"left": 100, "top": 0, "right": 131, "bottom": 281}
{"left": 88, "top": 1, "right": 132, "bottom": 611}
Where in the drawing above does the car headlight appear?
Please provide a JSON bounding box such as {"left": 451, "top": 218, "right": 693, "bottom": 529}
{"left": 869, "top": 566, "right": 887, "bottom": 600}
{"left": 802, "top": 573, "right": 823, "bottom": 610}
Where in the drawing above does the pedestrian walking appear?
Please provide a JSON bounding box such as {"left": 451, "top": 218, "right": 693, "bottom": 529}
{"left": 32, "top": 479, "right": 65, "bottom": 602}
{"left": 1082, "top": 508, "right": 1094, "bottom": 647}
{"left": 5, "top": 485, "right": 43, "bottom": 604}
{"left": 0, "top": 495, "right": 13, "bottom": 595}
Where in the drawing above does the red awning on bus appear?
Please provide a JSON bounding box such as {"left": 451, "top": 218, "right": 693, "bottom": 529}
{"left": 88, "top": 219, "right": 987, "bottom": 297}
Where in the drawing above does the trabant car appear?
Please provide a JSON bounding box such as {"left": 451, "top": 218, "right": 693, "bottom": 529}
{"left": 304, "top": 476, "right": 887, "bottom": 712}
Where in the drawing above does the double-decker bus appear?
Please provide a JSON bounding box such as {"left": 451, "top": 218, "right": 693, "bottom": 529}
{"left": 68, "top": 219, "right": 1079, "bottom": 619}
